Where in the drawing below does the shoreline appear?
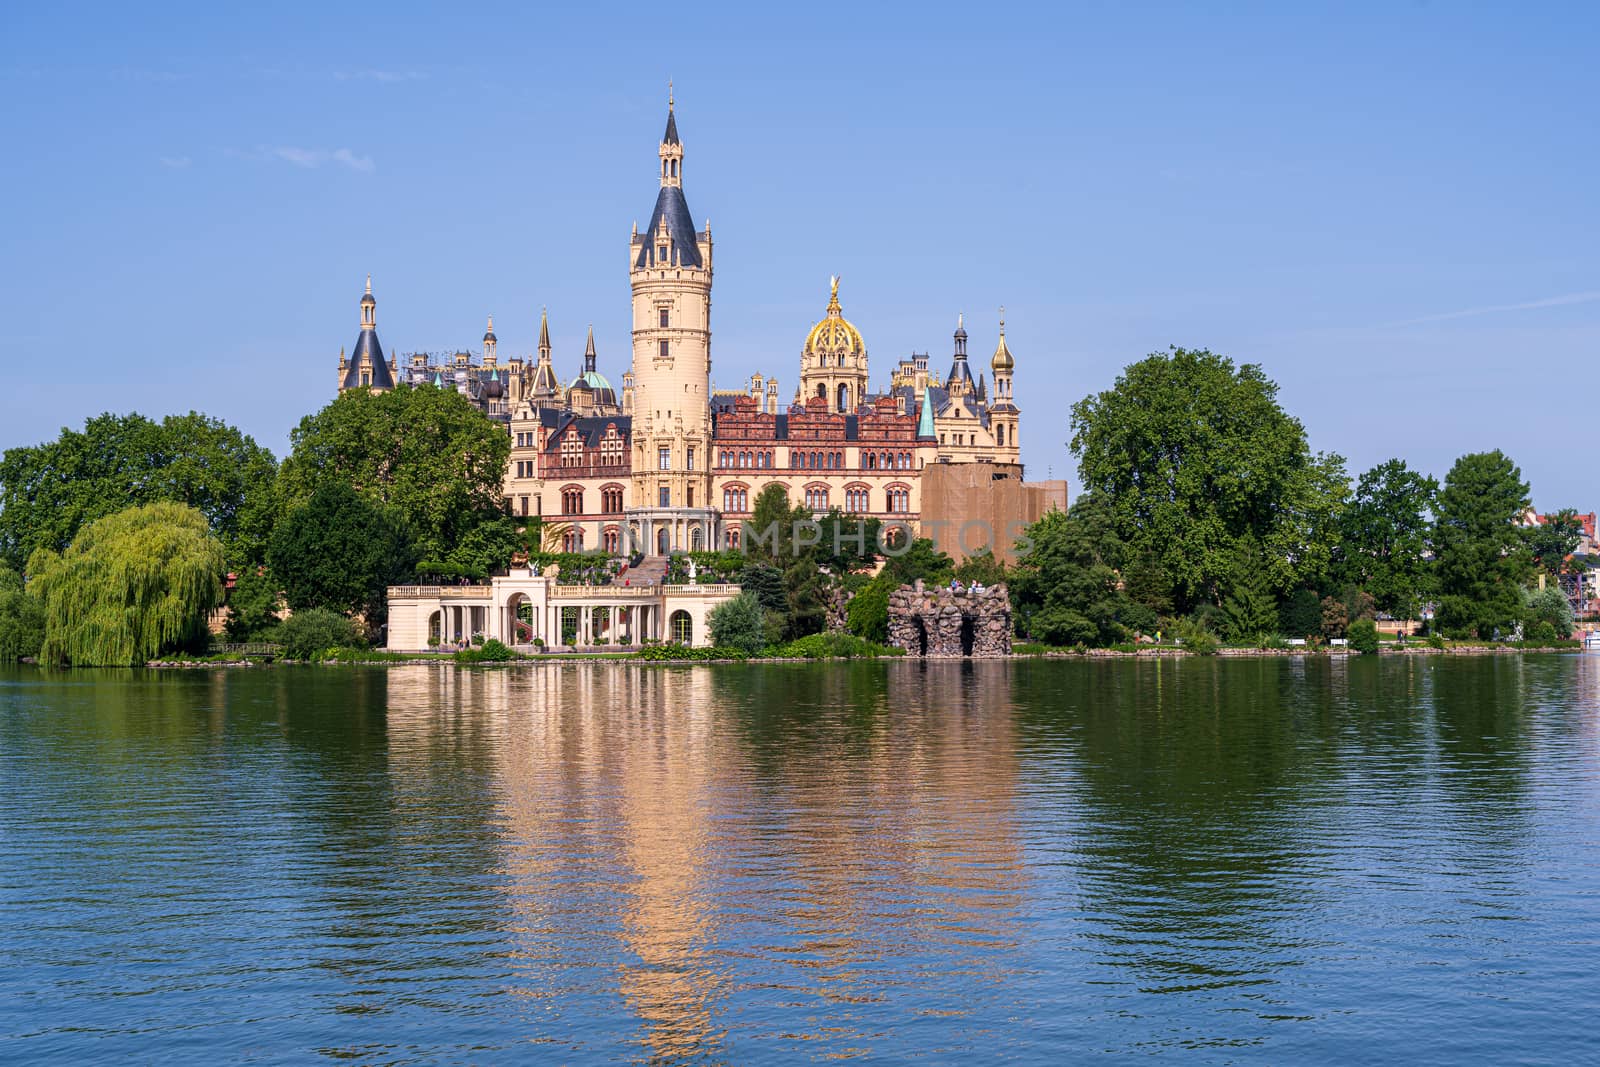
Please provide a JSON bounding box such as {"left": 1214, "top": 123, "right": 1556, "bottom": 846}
{"left": 121, "top": 641, "right": 1588, "bottom": 669}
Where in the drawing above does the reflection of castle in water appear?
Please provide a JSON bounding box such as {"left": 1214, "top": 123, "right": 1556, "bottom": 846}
{"left": 378, "top": 662, "right": 1027, "bottom": 1059}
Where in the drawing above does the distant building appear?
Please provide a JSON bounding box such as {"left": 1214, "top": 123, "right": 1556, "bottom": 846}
{"left": 341, "top": 94, "right": 1066, "bottom": 561}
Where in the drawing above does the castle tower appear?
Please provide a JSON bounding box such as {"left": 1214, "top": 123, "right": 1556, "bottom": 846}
{"left": 482, "top": 315, "right": 498, "bottom": 367}
{"left": 945, "top": 314, "right": 973, "bottom": 400}
{"left": 626, "top": 88, "right": 716, "bottom": 556}
{"left": 528, "top": 307, "right": 561, "bottom": 407}
{"left": 989, "top": 308, "right": 1020, "bottom": 460}
{"left": 798, "top": 276, "right": 869, "bottom": 413}
{"left": 339, "top": 276, "right": 396, "bottom": 393}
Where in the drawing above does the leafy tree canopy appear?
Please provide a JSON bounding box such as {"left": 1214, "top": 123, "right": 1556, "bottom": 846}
{"left": 278, "top": 386, "right": 511, "bottom": 564}
{"left": 1069, "top": 347, "right": 1347, "bottom": 612}
{"left": 1220, "top": 541, "right": 1280, "bottom": 643}
{"left": 271, "top": 607, "right": 365, "bottom": 659}
{"left": 1433, "top": 450, "right": 1532, "bottom": 639}
{"left": 0, "top": 411, "right": 277, "bottom": 571}
{"left": 708, "top": 591, "right": 768, "bottom": 655}
{"left": 1333, "top": 459, "right": 1437, "bottom": 617}
{"left": 1525, "top": 507, "right": 1584, "bottom": 579}
{"left": 0, "top": 563, "right": 45, "bottom": 662}
{"left": 1011, "top": 495, "right": 1154, "bottom": 647}
{"left": 954, "top": 548, "right": 1007, "bottom": 587}
{"left": 267, "top": 482, "right": 418, "bottom": 625}
{"left": 29, "top": 501, "right": 225, "bottom": 666}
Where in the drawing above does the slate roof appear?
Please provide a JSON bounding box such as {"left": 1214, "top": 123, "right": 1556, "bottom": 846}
{"left": 543, "top": 414, "right": 632, "bottom": 452}
{"left": 635, "top": 185, "right": 703, "bottom": 269}
{"left": 342, "top": 327, "right": 394, "bottom": 390}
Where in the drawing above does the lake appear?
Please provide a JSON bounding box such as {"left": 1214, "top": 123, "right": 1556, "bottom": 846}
{"left": 3, "top": 656, "right": 1598, "bottom": 1064}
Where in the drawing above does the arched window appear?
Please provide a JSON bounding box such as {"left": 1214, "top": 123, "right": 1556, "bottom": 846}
{"left": 691, "top": 528, "right": 703, "bottom": 551}
{"left": 996, "top": 424, "right": 1006, "bottom": 447}
{"left": 837, "top": 383, "right": 849, "bottom": 412}
{"left": 670, "top": 610, "right": 692, "bottom": 644}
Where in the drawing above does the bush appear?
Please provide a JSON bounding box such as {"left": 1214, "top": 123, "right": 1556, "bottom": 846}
{"left": 708, "top": 591, "right": 768, "bottom": 655}
{"left": 1523, "top": 585, "right": 1574, "bottom": 639}
{"left": 636, "top": 643, "right": 748, "bottom": 661}
{"left": 1348, "top": 617, "right": 1380, "bottom": 654}
{"left": 845, "top": 574, "right": 892, "bottom": 643}
{"left": 454, "top": 637, "right": 516, "bottom": 664}
{"left": 271, "top": 608, "right": 364, "bottom": 660}
{"left": 774, "top": 632, "right": 901, "bottom": 659}
{"left": 1528, "top": 620, "right": 1558, "bottom": 643}
{"left": 1176, "top": 617, "right": 1218, "bottom": 656}
{"left": 1428, "top": 633, "right": 1446, "bottom": 650}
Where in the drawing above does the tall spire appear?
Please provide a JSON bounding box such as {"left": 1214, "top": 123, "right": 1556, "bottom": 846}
{"left": 538, "top": 307, "right": 551, "bottom": 357}
{"left": 584, "top": 324, "right": 597, "bottom": 373}
{"left": 663, "top": 80, "right": 679, "bottom": 145}
{"left": 659, "top": 84, "right": 683, "bottom": 188}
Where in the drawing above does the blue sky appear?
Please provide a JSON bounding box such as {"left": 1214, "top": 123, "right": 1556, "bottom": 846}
{"left": 2, "top": 2, "right": 1596, "bottom": 506}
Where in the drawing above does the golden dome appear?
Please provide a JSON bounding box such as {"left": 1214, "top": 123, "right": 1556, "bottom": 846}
{"left": 803, "top": 276, "right": 866, "bottom": 360}
{"left": 991, "top": 308, "right": 1014, "bottom": 372}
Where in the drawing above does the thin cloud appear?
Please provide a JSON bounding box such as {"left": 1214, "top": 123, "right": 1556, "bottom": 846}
{"left": 1384, "top": 291, "right": 1600, "bottom": 327}
{"left": 335, "top": 69, "right": 425, "bottom": 83}
{"left": 159, "top": 155, "right": 192, "bottom": 169}
{"left": 242, "top": 145, "right": 375, "bottom": 172}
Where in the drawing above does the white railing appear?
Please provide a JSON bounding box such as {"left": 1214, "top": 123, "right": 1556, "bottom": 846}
{"left": 553, "top": 585, "right": 660, "bottom": 600}
{"left": 389, "top": 585, "right": 493, "bottom": 600}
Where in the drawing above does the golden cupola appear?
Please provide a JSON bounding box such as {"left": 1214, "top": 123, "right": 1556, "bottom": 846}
{"left": 803, "top": 276, "right": 867, "bottom": 362}
{"left": 798, "top": 276, "right": 870, "bottom": 413}
{"left": 991, "top": 309, "right": 1014, "bottom": 372}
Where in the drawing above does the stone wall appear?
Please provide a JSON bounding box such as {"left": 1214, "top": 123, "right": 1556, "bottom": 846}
{"left": 886, "top": 580, "right": 1012, "bottom": 657}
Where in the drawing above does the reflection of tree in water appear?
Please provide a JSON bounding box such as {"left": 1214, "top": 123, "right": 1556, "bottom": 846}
{"left": 703, "top": 660, "right": 1028, "bottom": 1059}
{"left": 1010, "top": 655, "right": 1546, "bottom": 1049}
{"left": 1012, "top": 658, "right": 1352, "bottom": 1007}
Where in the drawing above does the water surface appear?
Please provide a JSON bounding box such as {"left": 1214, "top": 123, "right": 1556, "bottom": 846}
{"left": 3, "top": 656, "right": 1598, "bottom": 1063}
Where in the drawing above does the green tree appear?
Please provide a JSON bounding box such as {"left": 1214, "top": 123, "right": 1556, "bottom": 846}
{"left": 743, "top": 484, "right": 804, "bottom": 565}
{"left": 0, "top": 412, "right": 278, "bottom": 571}
{"left": 271, "top": 608, "right": 364, "bottom": 659}
{"left": 29, "top": 502, "right": 225, "bottom": 666}
{"left": 845, "top": 572, "right": 894, "bottom": 643}
{"left": 1348, "top": 618, "right": 1380, "bottom": 654}
{"left": 0, "top": 563, "right": 45, "bottom": 662}
{"left": 1220, "top": 541, "right": 1280, "bottom": 643}
{"left": 1523, "top": 584, "right": 1575, "bottom": 639}
{"left": 278, "top": 386, "right": 510, "bottom": 564}
{"left": 954, "top": 547, "right": 1007, "bottom": 587}
{"left": 1525, "top": 508, "right": 1583, "bottom": 580}
{"left": 1279, "top": 588, "right": 1322, "bottom": 639}
{"left": 1069, "top": 347, "right": 1347, "bottom": 612}
{"left": 882, "top": 538, "right": 954, "bottom": 587}
{"left": 1433, "top": 450, "right": 1533, "bottom": 639}
{"left": 1333, "top": 459, "right": 1438, "bottom": 619}
{"left": 1011, "top": 495, "right": 1151, "bottom": 647}
{"left": 267, "top": 483, "right": 418, "bottom": 625}
{"left": 709, "top": 591, "right": 768, "bottom": 655}
{"left": 224, "top": 566, "right": 283, "bottom": 641}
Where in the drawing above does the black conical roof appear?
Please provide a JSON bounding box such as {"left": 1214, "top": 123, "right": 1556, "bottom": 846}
{"left": 342, "top": 328, "right": 394, "bottom": 390}
{"left": 635, "top": 185, "right": 702, "bottom": 268}
{"left": 663, "top": 107, "right": 680, "bottom": 146}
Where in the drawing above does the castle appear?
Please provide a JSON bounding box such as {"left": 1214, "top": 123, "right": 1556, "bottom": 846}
{"left": 340, "top": 95, "right": 1065, "bottom": 564}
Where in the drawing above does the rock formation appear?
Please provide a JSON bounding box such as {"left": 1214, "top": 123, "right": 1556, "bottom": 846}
{"left": 887, "top": 580, "right": 1012, "bottom": 657}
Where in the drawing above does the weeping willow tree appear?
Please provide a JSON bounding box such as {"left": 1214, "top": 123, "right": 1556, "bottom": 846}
{"left": 29, "top": 501, "right": 226, "bottom": 666}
